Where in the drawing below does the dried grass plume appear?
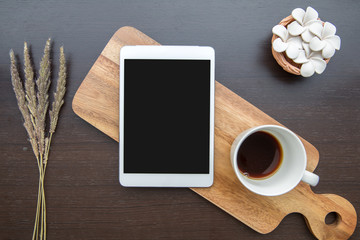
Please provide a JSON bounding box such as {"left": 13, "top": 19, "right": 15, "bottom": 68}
{"left": 10, "top": 39, "right": 67, "bottom": 240}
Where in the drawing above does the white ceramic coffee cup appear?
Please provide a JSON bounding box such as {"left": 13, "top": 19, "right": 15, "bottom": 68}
{"left": 230, "top": 125, "right": 319, "bottom": 196}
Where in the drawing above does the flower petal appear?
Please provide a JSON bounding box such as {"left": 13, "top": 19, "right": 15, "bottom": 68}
{"left": 309, "top": 22, "right": 323, "bottom": 38}
{"left": 287, "top": 36, "right": 303, "bottom": 48}
{"left": 272, "top": 38, "right": 288, "bottom": 52}
{"left": 322, "top": 43, "right": 336, "bottom": 58}
{"left": 310, "top": 57, "right": 327, "bottom": 74}
{"left": 302, "top": 42, "right": 311, "bottom": 58}
{"left": 286, "top": 44, "right": 300, "bottom": 59}
{"left": 292, "top": 8, "right": 305, "bottom": 24}
{"left": 309, "top": 51, "right": 323, "bottom": 59}
{"left": 322, "top": 22, "right": 337, "bottom": 39}
{"left": 287, "top": 21, "right": 305, "bottom": 36}
{"left": 324, "top": 35, "right": 341, "bottom": 50}
{"left": 293, "top": 50, "right": 310, "bottom": 64}
{"left": 301, "top": 29, "right": 315, "bottom": 43}
{"left": 272, "top": 25, "right": 288, "bottom": 41}
{"left": 305, "top": 19, "right": 322, "bottom": 26}
{"left": 301, "top": 61, "right": 316, "bottom": 77}
{"left": 303, "top": 6, "right": 319, "bottom": 25}
{"left": 310, "top": 37, "right": 326, "bottom": 51}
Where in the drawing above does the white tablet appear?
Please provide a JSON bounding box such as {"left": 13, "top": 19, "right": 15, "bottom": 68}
{"left": 119, "top": 45, "right": 214, "bottom": 187}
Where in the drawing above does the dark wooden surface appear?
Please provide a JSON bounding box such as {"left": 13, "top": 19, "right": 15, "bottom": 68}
{"left": 0, "top": 1, "right": 359, "bottom": 239}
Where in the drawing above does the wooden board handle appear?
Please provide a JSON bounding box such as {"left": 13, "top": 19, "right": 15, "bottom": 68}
{"left": 284, "top": 185, "right": 357, "bottom": 239}
{"left": 307, "top": 194, "right": 357, "bottom": 240}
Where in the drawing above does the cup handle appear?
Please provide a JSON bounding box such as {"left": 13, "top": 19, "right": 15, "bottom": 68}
{"left": 301, "top": 170, "right": 319, "bottom": 187}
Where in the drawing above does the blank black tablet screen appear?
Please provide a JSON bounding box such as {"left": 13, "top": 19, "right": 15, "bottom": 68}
{"left": 124, "top": 59, "right": 210, "bottom": 173}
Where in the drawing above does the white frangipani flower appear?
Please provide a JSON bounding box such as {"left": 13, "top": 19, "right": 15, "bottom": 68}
{"left": 309, "top": 22, "right": 341, "bottom": 59}
{"left": 288, "top": 6, "right": 321, "bottom": 42}
{"left": 293, "top": 44, "right": 327, "bottom": 77}
{"left": 271, "top": 6, "right": 341, "bottom": 77}
{"left": 272, "top": 25, "right": 303, "bottom": 59}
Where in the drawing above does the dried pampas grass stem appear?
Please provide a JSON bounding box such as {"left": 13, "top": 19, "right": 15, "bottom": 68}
{"left": 10, "top": 39, "right": 67, "bottom": 240}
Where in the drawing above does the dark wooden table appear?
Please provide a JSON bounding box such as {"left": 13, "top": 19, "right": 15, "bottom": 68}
{"left": 1, "top": 1, "right": 359, "bottom": 239}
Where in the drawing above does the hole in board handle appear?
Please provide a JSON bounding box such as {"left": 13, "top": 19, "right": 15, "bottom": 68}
{"left": 325, "top": 212, "right": 341, "bottom": 226}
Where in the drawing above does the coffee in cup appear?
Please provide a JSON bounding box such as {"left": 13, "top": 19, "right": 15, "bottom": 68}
{"left": 230, "top": 125, "right": 319, "bottom": 196}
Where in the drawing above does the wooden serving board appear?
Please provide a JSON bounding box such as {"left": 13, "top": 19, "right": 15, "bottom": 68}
{"left": 72, "top": 26, "right": 357, "bottom": 239}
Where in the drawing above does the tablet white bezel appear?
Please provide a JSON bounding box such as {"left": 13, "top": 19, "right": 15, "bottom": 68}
{"left": 119, "top": 45, "right": 215, "bottom": 187}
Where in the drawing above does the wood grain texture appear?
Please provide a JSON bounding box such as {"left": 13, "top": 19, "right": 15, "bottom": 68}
{"left": 72, "top": 26, "right": 357, "bottom": 239}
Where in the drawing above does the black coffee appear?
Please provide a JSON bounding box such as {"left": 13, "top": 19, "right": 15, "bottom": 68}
{"left": 237, "top": 131, "right": 282, "bottom": 179}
